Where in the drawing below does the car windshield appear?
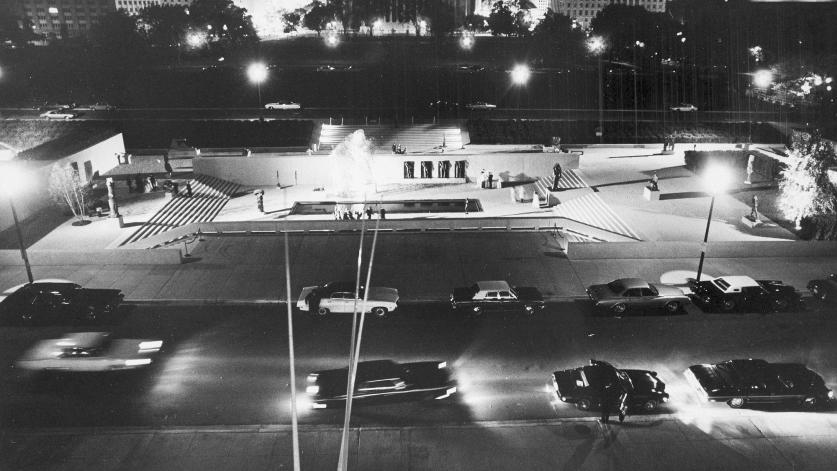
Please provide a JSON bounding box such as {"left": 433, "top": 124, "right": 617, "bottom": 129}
{"left": 607, "top": 280, "right": 625, "bottom": 293}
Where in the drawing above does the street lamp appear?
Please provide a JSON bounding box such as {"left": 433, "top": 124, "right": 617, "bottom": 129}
{"left": 695, "top": 165, "right": 733, "bottom": 282}
{"left": 0, "top": 162, "right": 34, "bottom": 283}
{"left": 753, "top": 69, "right": 773, "bottom": 89}
{"left": 587, "top": 35, "right": 606, "bottom": 143}
{"left": 247, "top": 62, "right": 268, "bottom": 109}
{"left": 460, "top": 32, "right": 474, "bottom": 50}
{"left": 511, "top": 64, "right": 531, "bottom": 85}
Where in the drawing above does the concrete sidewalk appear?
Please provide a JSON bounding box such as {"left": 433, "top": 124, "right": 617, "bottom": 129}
{"left": 4, "top": 414, "right": 837, "bottom": 471}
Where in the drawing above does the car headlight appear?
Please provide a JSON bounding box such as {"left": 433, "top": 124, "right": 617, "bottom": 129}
{"left": 138, "top": 340, "right": 163, "bottom": 352}
{"left": 307, "top": 374, "right": 319, "bottom": 383}
{"left": 125, "top": 359, "right": 152, "bottom": 367}
{"left": 306, "top": 385, "right": 320, "bottom": 395}
{"left": 828, "top": 390, "right": 834, "bottom": 400}
{"left": 438, "top": 362, "right": 447, "bottom": 369}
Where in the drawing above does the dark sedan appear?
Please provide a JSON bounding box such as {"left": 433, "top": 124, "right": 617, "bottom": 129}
{"left": 807, "top": 273, "right": 836, "bottom": 302}
{"left": 587, "top": 278, "right": 690, "bottom": 315}
{"left": 689, "top": 275, "right": 802, "bottom": 313}
{"left": 306, "top": 359, "right": 457, "bottom": 409}
{"left": 552, "top": 359, "right": 669, "bottom": 412}
{"left": 0, "top": 281, "right": 124, "bottom": 325}
{"left": 685, "top": 359, "right": 833, "bottom": 409}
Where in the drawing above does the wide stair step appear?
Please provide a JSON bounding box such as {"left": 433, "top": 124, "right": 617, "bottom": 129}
{"left": 551, "top": 193, "right": 640, "bottom": 240}
{"left": 121, "top": 175, "right": 239, "bottom": 245}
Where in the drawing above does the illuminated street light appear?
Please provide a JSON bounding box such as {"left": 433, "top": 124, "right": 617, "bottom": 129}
{"left": 460, "top": 33, "right": 474, "bottom": 50}
{"left": 185, "top": 30, "right": 207, "bottom": 49}
{"left": 587, "top": 35, "right": 606, "bottom": 144}
{"left": 511, "top": 64, "right": 530, "bottom": 85}
{"left": 325, "top": 31, "right": 340, "bottom": 48}
{"left": 696, "top": 165, "right": 733, "bottom": 282}
{"left": 753, "top": 69, "right": 773, "bottom": 89}
{"left": 247, "top": 62, "right": 269, "bottom": 108}
{"left": 0, "top": 162, "right": 34, "bottom": 283}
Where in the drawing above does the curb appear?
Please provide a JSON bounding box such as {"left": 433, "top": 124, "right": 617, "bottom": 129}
{"left": 123, "top": 296, "right": 591, "bottom": 306}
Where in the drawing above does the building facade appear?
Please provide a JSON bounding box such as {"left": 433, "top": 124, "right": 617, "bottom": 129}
{"left": 115, "top": 0, "right": 191, "bottom": 17}
{"left": 16, "top": 0, "right": 115, "bottom": 39}
{"left": 554, "top": 0, "right": 667, "bottom": 29}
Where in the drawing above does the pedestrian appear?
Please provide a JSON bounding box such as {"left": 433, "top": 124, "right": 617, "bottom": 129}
{"left": 164, "top": 160, "right": 173, "bottom": 177}
{"left": 552, "top": 162, "right": 563, "bottom": 191}
{"left": 392, "top": 144, "right": 397, "bottom": 154}
{"left": 126, "top": 176, "right": 134, "bottom": 193}
{"left": 342, "top": 211, "right": 350, "bottom": 221}
{"left": 149, "top": 174, "right": 158, "bottom": 191}
{"left": 480, "top": 169, "right": 486, "bottom": 188}
{"left": 380, "top": 207, "right": 387, "bottom": 220}
{"left": 649, "top": 172, "right": 659, "bottom": 191}
{"left": 617, "top": 391, "right": 629, "bottom": 423}
{"left": 487, "top": 172, "right": 494, "bottom": 189}
{"left": 186, "top": 181, "right": 193, "bottom": 197}
{"left": 172, "top": 181, "right": 180, "bottom": 196}
{"left": 134, "top": 174, "right": 144, "bottom": 193}
{"left": 365, "top": 206, "right": 373, "bottom": 219}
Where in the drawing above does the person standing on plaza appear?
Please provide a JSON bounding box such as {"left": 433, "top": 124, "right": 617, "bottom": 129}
{"left": 380, "top": 207, "right": 387, "bottom": 219}
{"left": 487, "top": 172, "right": 494, "bottom": 189}
{"left": 552, "top": 162, "right": 563, "bottom": 191}
{"left": 365, "top": 206, "right": 373, "bottom": 219}
{"left": 186, "top": 181, "right": 193, "bottom": 197}
{"left": 480, "top": 169, "right": 486, "bottom": 188}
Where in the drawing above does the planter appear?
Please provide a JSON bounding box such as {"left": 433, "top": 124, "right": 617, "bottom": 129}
{"left": 643, "top": 186, "right": 660, "bottom": 201}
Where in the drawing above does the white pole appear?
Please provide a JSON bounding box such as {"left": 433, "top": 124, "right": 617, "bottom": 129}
{"left": 284, "top": 230, "right": 301, "bottom": 471}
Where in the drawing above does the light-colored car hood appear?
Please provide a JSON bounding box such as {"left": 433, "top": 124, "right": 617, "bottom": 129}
{"left": 651, "top": 284, "right": 688, "bottom": 296}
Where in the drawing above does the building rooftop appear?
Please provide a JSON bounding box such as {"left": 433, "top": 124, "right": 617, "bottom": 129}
{"left": 0, "top": 120, "right": 120, "bottom": 164}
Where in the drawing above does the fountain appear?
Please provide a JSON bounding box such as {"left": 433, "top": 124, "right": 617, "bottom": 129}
{"left": 328, "top": 130, "right": 378, "bottom": 215}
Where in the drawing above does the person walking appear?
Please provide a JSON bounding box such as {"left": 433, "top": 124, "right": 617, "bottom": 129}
{"left": 552, "top": 163, "right": 563, "bottom": 191}
{"left": 365, "top": 206, "right": 373, "bottom": 219}
{"left": 185, "top": 181, "right": 193, "bottom": 197}
{"left": 464, "top": 198, "right": 469, "bottom": 214}
{"left": 617, "top": 391, "right": 629, "bottom": 423}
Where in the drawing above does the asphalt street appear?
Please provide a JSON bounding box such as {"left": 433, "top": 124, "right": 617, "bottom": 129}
{"left": 2, "top": 300, "right": 834, "bottom": 430}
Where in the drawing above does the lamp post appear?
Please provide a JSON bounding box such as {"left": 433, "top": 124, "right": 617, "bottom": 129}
{"left": 696, "top": 166, "right": 732, "bottom": 282}
{"left": 247, "top": 62, "right": 268, "bottom": 109}
{"left": 587, "top": 36, "right": 606, "bottom": 143}
{"left": 0, "top": 162, "right": 34, "bottom": 283}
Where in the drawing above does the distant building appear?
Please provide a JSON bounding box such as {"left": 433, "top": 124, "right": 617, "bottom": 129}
{"left": 554, "top": 0, "right": 668, "bottom": 29}
{"left": 16, "top": 0, "right": 115, "bottom": 39}
{"left": 115, "top": 0, "right": 192, "bottom": 16}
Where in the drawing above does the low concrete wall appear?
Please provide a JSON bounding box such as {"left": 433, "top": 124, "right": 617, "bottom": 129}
{"left": 0, "top": 249, "right": 183, "bottom": 266}
{"left": 568, "top": 241, "right": 837, "bottom": 260}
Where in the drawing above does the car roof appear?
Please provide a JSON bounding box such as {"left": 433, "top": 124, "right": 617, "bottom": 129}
{"left": 613, "top": 278, "right": 650, "bottom": 290}
{"left": 475, "top": 281, "right": 512, "bottom": 291}
{"left": 711, "top": 276, "right": 760, "bottom": 292}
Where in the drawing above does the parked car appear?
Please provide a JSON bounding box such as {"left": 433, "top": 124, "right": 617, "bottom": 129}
{"left": 306, "top": 359, "right": 456, "bottom": 409}
{"left": 450, "top": 280, "right": 544, "bottom": 316}
{"left": 75, "top": 102, "right": 116, "bottom": 111}
{"left": 34, "top": 102, "right": 76, "bottom": 111}
{"left": 16, "top": 332, "right": 162, "bottom": 372}
{"left": 689, "top": 275, "right": 802, "bottom": 313}
{"left": 297, "top": 281, "right": 399, "bottom": 317}
{"left": 265, "top": 102, "right": 301, "bottom": 110}
{"left": 807, "top": 273, "right": 837, "bottom": 302}
{"left": 684, "top": 359, "right": 833, "bottom": 409}
{"left": 465, "top": 101, "right": 496, "bottom": 110}
{"left": 552, "top": 359, "right": 669, "bottom": 412}
{"left": 0, "top": 281, "right": 124, "bottom": 325}
{"left": 586, "top": 278, "right": 690, "bottom": 315}
{"left": 40, "top": 109, "right": 79, "bottom": 119}
{"left": 670, "top": 103, "right": 698, "bottom": 111}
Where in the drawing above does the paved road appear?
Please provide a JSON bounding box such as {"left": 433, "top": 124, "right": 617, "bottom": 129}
{"left": 2, "top": 301, "right": 834, "bottom": 429}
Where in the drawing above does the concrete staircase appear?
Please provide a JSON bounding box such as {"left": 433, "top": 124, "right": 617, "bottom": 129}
{"left": 121, "top": 175, "right": 240, "bottom": 245}
{"left": 318, "top": 125, "right": 463, "bottom": 152}
{"left": 533, "top": 169, "right": 590, "bottom": 208}
{"left": 551, "top": 192, "right": 641, "bottom": 240}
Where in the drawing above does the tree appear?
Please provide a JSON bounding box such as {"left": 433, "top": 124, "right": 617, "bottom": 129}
{"left": 488, "top": 1, "right": 514, "bottom": 36}
{"left": 138, "top": 4, "right": 190, "bottom": 47}
{"left": 188, "top": 0, "right": 258, "bottom": 47}
{"left": 778, "top": 130, "right": 837, "bottom": 239}
{"left": 532, "top": 9, "right": 586, "bottom": 66}
{"left": 303, "top": 1, "right": 335, "bottom": 37}
{"left": 281, "top": 9, "right": 304, "bottom": 34}
{"left": 88, "top": 11, "right": 146, "bottom": 65}
{"left": 48, "top": 164, "right": 91, "bottom": 222}
{"left": 424, "top": 0, "right": 457, "bottom": 37}
{"left": 463, "top": 13, "right": 488, "bottom": 32}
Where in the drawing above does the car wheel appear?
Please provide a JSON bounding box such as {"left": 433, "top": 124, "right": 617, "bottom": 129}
{"left": 576, "top": 398, "right": 592, "bottom": 411}
{"left": 472, "top": 306, "right": 483, "bottom": 316}
{"left": 727, "top": 397, "right": 746, "bottom": 409}
{"left": 611, "top": 303, "right": 627, "bottom": 315}
{"left": 524, "top": 305, "right": 535, "bottom": 316}
{"left": 663, "top": 301, "right": 680, "bottom": 314}
{"left": 372, "top": 307, "right": 388, "bottom": 318}
{"left": 721, "top": 298, "right": 736, "bottom": 312}
{"left": 641, "top": 399, "right": 659, "bottom": 412}
{"left": 316, "top": 307, "right": 330, "bottom": 317}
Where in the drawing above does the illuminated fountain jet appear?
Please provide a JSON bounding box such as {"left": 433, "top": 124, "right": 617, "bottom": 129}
{"left": 328, "top": 130, "right": 378, "bottom": 212}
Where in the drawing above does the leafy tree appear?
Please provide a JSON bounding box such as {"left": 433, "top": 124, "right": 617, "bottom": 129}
{"left": 303, "top": 1, "right": 336, "bottom": 37}
{"left": 281, "top": 9, "right": 304, "bottom": 34}
{"left": 424, "top": 0, "right": 457, "bottom": 37}
{"left": 778, "top": 129, "right": 837, "bottom": 239}
{"left": 138, "top": 4, "right": 190, "bottom": 47}
{"left": 48, "top": 164, "right": 91, "bottom": 222}
{"left": 532, "top": 9, "right": 586, "bottom": 66}
{"left": 88, "top": 11, "right": 146, "bottom": 64}
{"left": 463, "top": 13, "right": 488, "bottom": 32}
{"left": 488, "top": 1, "right": 514, "bottom": 36}
{"left": 188, "top": 0, "right": 258, "bottom": 46}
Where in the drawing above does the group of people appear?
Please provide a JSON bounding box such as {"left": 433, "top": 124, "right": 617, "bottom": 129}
{"left": 662, "top": 134, "right": 678, "bottom": 152}
{"left": 125, "top": 174, "right": 192, "bottom": 197}
{"left": 392, "top": 144, "right": 407, "bottom": 155}
{"left": 333, "top": 204, "right": 386, "bottom": 221}
{"left": 478, "top": 169, "right": 495, "bottom": 189}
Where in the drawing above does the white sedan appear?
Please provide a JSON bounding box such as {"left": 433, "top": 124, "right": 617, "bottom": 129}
{"left": 265, "top": 102, "right": 301, "bottom": 110}
{"left": 40, "top": 109, "right": 79, "bottom": 119}
{"left": 465, "top": 101, "right": 497, "bottom": 110}
{"left": 16, "top": 332, "right": 163, "bottom": 372}
{"left": 670, "top": 103, "right": 698, "bottom": 112}
{"left": 297, "top": 283, "right": 399, "bottom": 318}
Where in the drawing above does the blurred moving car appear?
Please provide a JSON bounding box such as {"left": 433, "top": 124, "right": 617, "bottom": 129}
{"left": 552, "top": 359, "right": 669, "bottom": 412}
{"left": 297, "top": 281, "right": 399, "bottom": 317}
{"left": 684, "top": 359, "right": 833, "bottom": 409}
{"left": 265, "top": 102, "right": 301, "bottom": 110}
{"left": 316, "top": 64, "right": 353, "bottom": 72}
{"left": 670, "top": 103, "right": 698, "bottom": 111}
{"left": 465, "top": 101, "right": 497, "bottom": 110}
{"left": 34, "top": 102, "right": 76, "bottom": 111}
{"left": 587, "top": 278, "right": 690, "bottom": 315}
{"left": 807, "top": 273, "right": 836, "bottom": 302}
{"left": 75, "top": 102, "right": 116, "bottom": 111}
{"left": 16, "top": 332, "right": 162, "bottom": 372}
{"left": 450, "top": 280, "right": 544, "bottom": 316}
{"left": 689, "top": 275, "right": 802, "bottom": 313}
{"left": 40, "top": 109, "right": 79, "bottom": 119}
{"left": 306, "top": 359, "right": 456, "bottom": 409}
{"left": 0, "top": 281, "right": 124, "bottom": 325}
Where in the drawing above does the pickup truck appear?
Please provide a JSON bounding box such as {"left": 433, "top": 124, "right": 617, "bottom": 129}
{"left": 450, "top": 280, "right": 545, "bottom": 316}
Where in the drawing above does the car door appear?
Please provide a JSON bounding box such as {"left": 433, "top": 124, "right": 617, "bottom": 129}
{"left": 622, "top": 288, "right": 645, "bottom": 311}
{"left": 497, "top": 290, "right": 517, "bottom": 312}
{"left": 326, "top": 292, "right": 352, "bottom": 314}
